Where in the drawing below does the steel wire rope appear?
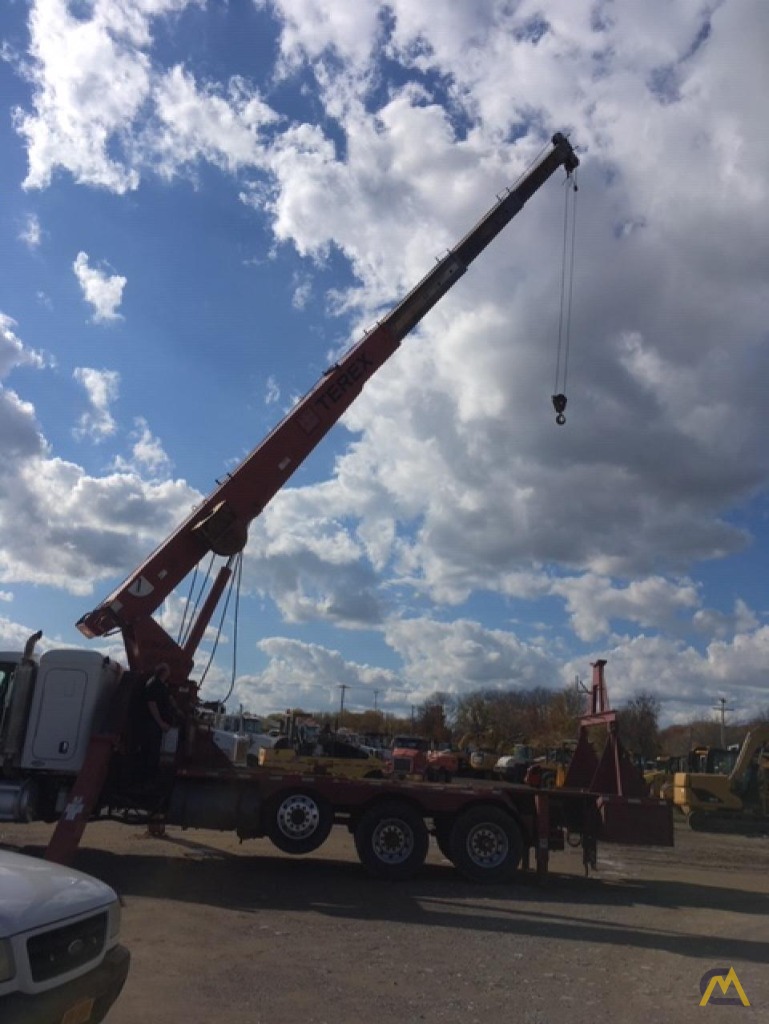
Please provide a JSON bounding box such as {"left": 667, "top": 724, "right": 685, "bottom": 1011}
{"left": 197, "top": 552, "right": 241, "bottom": 694}
{"left": 219, "top": 553, "right": 242, "bottom": 707}
{"left": 176, "top": 562, "right": 199, "bottom": 644}
{"left": 177, "top": 552, "right": 216, "bottom": 648}
{"left": 552, "top": 168, "right": 578, "bottom": 423}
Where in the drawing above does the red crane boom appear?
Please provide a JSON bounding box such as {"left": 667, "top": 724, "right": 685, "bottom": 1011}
{"left": 76, "top": 132, "right": 578, "bottom": 678}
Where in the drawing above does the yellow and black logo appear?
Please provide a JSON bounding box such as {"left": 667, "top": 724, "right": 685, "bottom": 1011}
{"left": 699, "top": 967, "right": 750, "bottom": 1007}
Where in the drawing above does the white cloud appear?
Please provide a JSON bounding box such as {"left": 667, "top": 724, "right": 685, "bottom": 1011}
{"left": 550, "top": 574, "right": 701, "bottom": 642}
{"left": 692, "top": 599, "right": 759, "bottom": 642}
{"left": 73, "top": 367, "right": 120, "bottom": 441}
{"left": 567, "top": 625, "right": 769, "bottom": 724}
{"left": 112, "top": 417, "right": 172, "bottom": 477}
{"left": 15, "top": 0, "right": 197, "bottom": 192}
{"left": 0, "top": 591, "right": 12, "bottom": 603}
{"left": 0, "top": 615, "right": 45, "bottom": 651}
{"left": 144, "top": 64, "right": 277, "bottom": 179}
{"left": 243, "top": 488, "right": 384, "bottom": 627}
{"left": 0, "top": 450, "right": 201, "bottom": 596}
{"left": 14, "top": 1, "right": 276, "bottom": 192}
{"left": 0, "top": 313, "right": 45, "bottom": 378}
{"left": 263, "top": 0, "right": 383, "bottom": 73}
{"left": 18, "top": 213, "right": 41, "bottom": 248}
{"left": 264, "top": 376, "right": 280, "bottom": 405}
{"left": 73, "top": 253, "right": 126, "bottom": 322}
{"left": 291, "top": 274, "right": 312, "bottom": 310}
{"left": 385, "top": 616, "right": 556, "bottom": 698}
{"left": 224, "top": 635, "right": 403, "bottom": 716}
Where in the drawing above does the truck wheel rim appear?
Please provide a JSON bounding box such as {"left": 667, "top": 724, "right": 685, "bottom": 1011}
{"left": 465, "top": 822, "right": 508, "bottom": 868}
{"left": 372, "top": 819, "right": 413, "bottom": 864}
{"left": 277, "top": 795, "right": 320, "bottom": 839}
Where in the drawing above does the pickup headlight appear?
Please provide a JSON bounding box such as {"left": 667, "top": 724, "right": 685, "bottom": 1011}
{"left": 0, "top": 939, "right": 16, "bottom": 983}
{"left": 107, "top": 899, "right": 122, "bottom": 940}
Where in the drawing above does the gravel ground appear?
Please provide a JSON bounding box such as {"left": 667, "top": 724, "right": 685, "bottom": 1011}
{"left": 2, "top": 817, "right": 767, "bottom": 1024}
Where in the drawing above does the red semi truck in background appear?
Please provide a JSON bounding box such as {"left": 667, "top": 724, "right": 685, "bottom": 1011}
{"left": 0, "top": 133, "right": 673, "bottom": 884}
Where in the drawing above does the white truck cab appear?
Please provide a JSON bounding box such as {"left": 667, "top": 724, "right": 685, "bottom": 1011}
{"left": 0, "top": 848, "right": 130, "bottom": 1024}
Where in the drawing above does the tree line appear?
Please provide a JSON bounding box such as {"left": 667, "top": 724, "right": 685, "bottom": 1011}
{"left": 315, "top": 686, "right": 769, "bottom": 761}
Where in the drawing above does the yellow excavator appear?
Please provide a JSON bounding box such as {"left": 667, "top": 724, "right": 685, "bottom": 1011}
{"left": 671, "top": 725, "right": 769, "bottom": 832}
{"left": 644, "top": 747, "right": 725, "bottom": 798}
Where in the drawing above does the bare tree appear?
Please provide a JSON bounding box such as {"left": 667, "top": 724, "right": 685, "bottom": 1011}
{"left": 617, "top": 692, "right": 661, "bottom": 761}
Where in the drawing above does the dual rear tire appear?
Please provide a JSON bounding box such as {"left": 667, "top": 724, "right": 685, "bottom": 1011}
{"left": 447, "top": 805, "right": 524, "bottom": 883}
{"left": 355, "top": 800, "right": 524, "bottom": 883}
{"left": 354, "top": 800, "right": 429, "bottom": 880}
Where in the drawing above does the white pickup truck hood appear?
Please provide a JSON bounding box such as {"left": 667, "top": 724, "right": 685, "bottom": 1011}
{"left": 0, "top": 849, "right": 115, "bottom": 936}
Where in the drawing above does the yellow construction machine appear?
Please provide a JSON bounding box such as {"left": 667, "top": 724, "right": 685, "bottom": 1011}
{"left": 671, "top": 726, "right": 769, "bottom": 832}
{"left": 256, "top": 744, "right": 387, "bottom": 780}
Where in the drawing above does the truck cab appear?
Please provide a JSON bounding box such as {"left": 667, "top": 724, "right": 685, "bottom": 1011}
{"left": 388, "top": 736, "right": 430, "bottom": 777}
{"left": 0, "top": 650, "right": 122, "bottom": 825}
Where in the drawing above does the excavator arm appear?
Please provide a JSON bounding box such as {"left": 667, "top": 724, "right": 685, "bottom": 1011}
{"left": 76, "top": 132, "right": 578, "bottom": 677}
{"left": 728, "top": 725, "right": 769, "bottom": 794}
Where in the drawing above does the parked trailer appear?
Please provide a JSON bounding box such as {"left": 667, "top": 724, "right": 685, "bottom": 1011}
{"left": 160, "top": 658, "right": 673, "bottom": 883}
{"left": 160, "top": 763, "right": 673, "bottom": 883}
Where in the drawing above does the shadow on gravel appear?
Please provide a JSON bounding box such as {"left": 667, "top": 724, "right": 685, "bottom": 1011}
{"left": 6, "top": 834, "right": 769, "bottom": 967}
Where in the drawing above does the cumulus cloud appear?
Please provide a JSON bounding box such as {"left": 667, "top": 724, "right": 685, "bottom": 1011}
{"left": 73, "top": 367, "right": 120, "bottom": 441}
{"left": 73, "top": 253, "right": 126, "bottom": 322}
{"left": 567, "top": 625, "right": 769, "bottom": 725}
{"left": 0, "top": 316, "right": 48, "bottom": 473}
{"left": 143, "top": 64, "right": 277, "bottom": 179}
{"left": 550, "top": 574, "right": 702, "bottom": 642}
{"left": 113, "top": 417, "right": 172, "bottom": 476}
{"left": 15, "top": 0, "right": 190, "bottom": 191}
{"left": 244, "top": 488, "right": 384, "bottom": 627}
{"left": 14, "top": 0, "right": 276, "bottom": 192}
{"left": 224, "top": 635, "right": 403, "bottom": 716}
{"left": 0, "top": 313, "right": 45, "bottom": 378}
{"left": 0, "top": 451, "right": 201, "bottom": 596}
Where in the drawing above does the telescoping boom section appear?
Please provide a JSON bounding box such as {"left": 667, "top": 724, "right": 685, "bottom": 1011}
{"left": 76, "top": 133, "right": 579, "bottom": 680}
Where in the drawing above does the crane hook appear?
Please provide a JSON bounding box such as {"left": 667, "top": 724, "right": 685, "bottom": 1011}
{"left": 552, "top": 393, "right": 567, "bottom": 426}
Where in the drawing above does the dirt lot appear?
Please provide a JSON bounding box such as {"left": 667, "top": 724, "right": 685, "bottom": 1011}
{"left": 2, "top": 818, "right": 767, "bottom": 1024}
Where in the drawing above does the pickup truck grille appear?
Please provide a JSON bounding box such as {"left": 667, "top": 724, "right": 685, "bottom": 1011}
{"left": 27, "top": 912, "right": 108, "bottom": 982}
{"left": 392, "top": 756, "right": 413, "bottom": 773}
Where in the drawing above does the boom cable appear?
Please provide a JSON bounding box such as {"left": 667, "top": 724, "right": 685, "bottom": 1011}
{"left": 222, "top": 554, "right": 243, "bottom": 706}
{"left": 552, "top": 166, "right": 579, "bottom": 425}
{"left": 197, "top": 552, "right": 242, "bottom": 701}
{"left": 178, "top": 552, "right": 216, "bottom": 648}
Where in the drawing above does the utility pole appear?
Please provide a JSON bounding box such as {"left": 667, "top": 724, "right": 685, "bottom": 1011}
{"left": 713, "top": 696, "right": 734, "bottom": 748}
{"left": 373, "top": 689, "right": 379, "bottom": 712}
{"left": 338, "top": 684, "right": 349, "bottom": 725}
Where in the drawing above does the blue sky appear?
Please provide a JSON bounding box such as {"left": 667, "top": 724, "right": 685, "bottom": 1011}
{"left": 1, "top": 0, "right": 768, "bottom": 727}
